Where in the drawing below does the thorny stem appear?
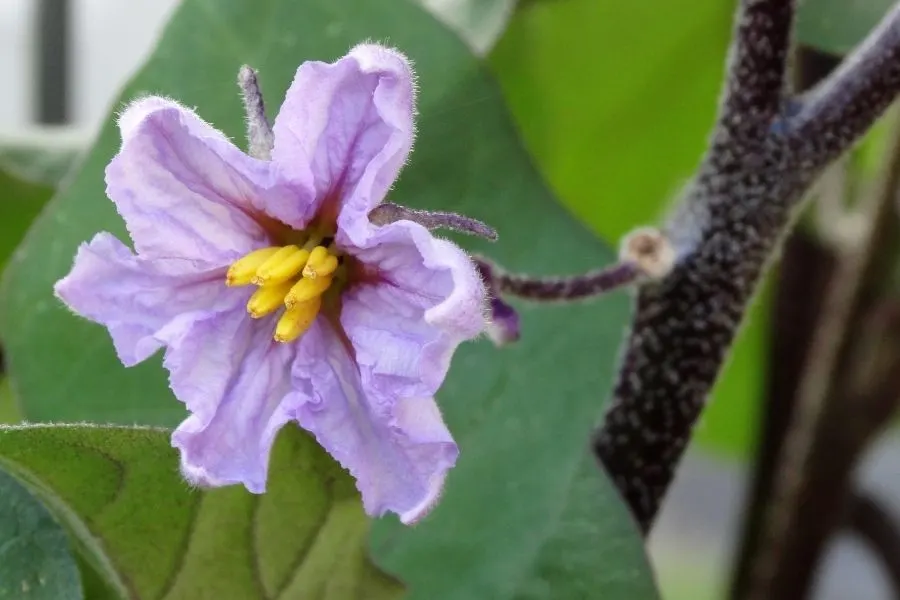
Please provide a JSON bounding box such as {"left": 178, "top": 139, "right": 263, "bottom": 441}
{"left": 710, "top": 0, "right": 794, "bottom": 151}
{"left": 789, "top": 2, "right": 900, "bottom": 168}
{"left": 478, "top": 259, "right": 641, "bottom": 302}
{"left": 475, "top": 226, "right": 675, "bottom": 303}
{"left": 846, "top": 490, "right": 900, "bottom": 596}
{"left": 592, "top": 0, "right": 900, "bottom": 533}
{"left": 593, "top": 0, "right": 799, "bottom": 531}
{"left": 368, "top": 202, "right": 498, "bottom": 241}
{"left": 742, "top": 107, "right": 900, "bottom": 600}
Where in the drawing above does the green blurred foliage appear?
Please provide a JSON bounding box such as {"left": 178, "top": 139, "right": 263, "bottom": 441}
{"left": 489, "top": 0, "right": 764, "bottom": 458}
{"left": 0, "top": 380, "right": 20, "bottom": 425}
{"left": 0, "top": 159, "right": 57, "bottom": 429}
{"left": 0, "top": 467, "right": 82, "bottom": 600}
{"left": 0, "top": 167, "right": 54, "bottom": 274}
{"left": 0, "top": 0, "right": 657, "bottom": 597}
{"left": 0, "top": 425, "right": 400, "bottom": 600}
{"left": 796, "top": 0, "right": 895, "bottom": 55}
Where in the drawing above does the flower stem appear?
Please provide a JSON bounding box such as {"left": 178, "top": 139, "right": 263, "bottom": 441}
{"left": 237, "top": 65, "right": 274, "bottom": 160}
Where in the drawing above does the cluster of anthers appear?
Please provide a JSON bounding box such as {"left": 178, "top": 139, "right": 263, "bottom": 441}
{"left": 226, "top": 238, "right": 342, "bottom": 343}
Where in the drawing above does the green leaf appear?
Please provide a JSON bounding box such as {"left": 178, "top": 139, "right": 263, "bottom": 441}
{"left": 0, "top": 466, "right": 82, "bottom": 599}
{"left": 0, "top": 379, "right": 22, "bottom": 425}
{"left": 489, "top": 0, "right": 732, "bottom": 240}
{"left": 0, "top": 424, "right": 402, "bottom": 600}
{"left": 511, "top": 455, "right": 659, "bottom": 599}
{"left": 488, "top": 0, "right": 764, "bottom": 458}
{"left": 0, "top": 167, "right": 53, "bottom": 272}
{"left": 0, "top": 0, "right": 657, "bottom": 597}
{"left": 796, "top": 0, "right": 894, "bottom": 56}
{"left": 0, "top": 131, "right": 83, "bottom": 271}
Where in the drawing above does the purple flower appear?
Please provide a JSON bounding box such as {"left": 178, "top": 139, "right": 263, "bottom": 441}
{"left": 54, "top": 44, "right": 487, "bottom": 523}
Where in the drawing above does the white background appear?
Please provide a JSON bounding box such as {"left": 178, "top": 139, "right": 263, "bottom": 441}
{"left": 0, "top": 0, "right": 178, "bottom": 134}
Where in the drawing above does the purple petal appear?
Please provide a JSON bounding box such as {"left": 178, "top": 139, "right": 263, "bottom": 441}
{"left": 271, "top": 44, "right": 414, "bottom": 227}
{"left": 290, "top": 321, "right": 457, "bottom": 523}
{"left": 54, "top": 233, "right": 235, "bottom": 366}
{"left": 341, "top": 219, "right": 486, "bottom": 399}
{"left": 109, "top": 97, "right": 306, "bottom": 263}
{"left": 166, "top": 306, "right": 299, "bottom": 493}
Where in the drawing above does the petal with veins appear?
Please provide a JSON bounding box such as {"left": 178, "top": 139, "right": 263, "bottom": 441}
{"left": 110, "top": 97, "right": 308, "bottom": 263}
{"left": 54, "top": 233, "right": 238, "bottom": 366}
{"left": 272, "top": 43, "right": 414, "bottom": 228}
{"left": 341, "top": 219, "right": 486, "bottom": 398}
{"left": 289, "top": 320, "right": 457, "bottom": 523}
{"left": 166, "top": 306, "right": 299, "bottom": 493}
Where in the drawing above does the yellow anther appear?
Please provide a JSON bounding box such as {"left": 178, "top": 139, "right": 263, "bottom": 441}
{"left": 274, "top": 296, "right": 322, "bottom": 343}
{"left": 252, "top": 246, "right": 310, "bottom": 286}
{"left": 226, "top": 247, "right": 280, "bottom": 286}
{"left": 284, "top": 275, "right": 333, "bottom": 309}
{"left": 302, "top": 246, "right": 339, "bottom": 279}
{"left": 246, "top": 281, "right": 293, "bottom": 319}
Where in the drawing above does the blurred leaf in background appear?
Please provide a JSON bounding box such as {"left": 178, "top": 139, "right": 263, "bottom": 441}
{"left": 0, "top": 167, "right": 54, "bottom": 274}
{"left": 0, "top": 380, "right": 19, "bottom": 426}
{"left": 0, "top": 138, "right": 80, "bottom": 426}
{"left": 489, "top": 0, "right": 766, "bottom": 459}
{"left": 795, "top": 0, "right": 895, "bottom": 55}
{"left": 0, "top": 132, "right": 83, "bottom": 271}
{"left": 0, "top": 0, "right": 657, "bottom": 598}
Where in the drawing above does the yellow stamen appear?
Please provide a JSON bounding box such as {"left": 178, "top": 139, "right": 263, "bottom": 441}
{"left": 226, "top": 247, "right": 280, "bottom": 286}
{"left": 274, "top": 296, "right": 322, "bottom": 343}
{"left": 246, "top": 281, "right": 293, "bottom": 318}
{"left": 284, "top": 275, "right": 334, "bottom": 309}
{"left": 302, "top": 245, "right": 339, "bottom": 279}
{"left": 252, "top": 246, "right": 310, "bottom": 286}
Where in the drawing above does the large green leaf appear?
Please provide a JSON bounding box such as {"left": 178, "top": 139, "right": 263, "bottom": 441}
{"left": 796, "top": 0, "right": 895, "bottom": 55}
{"left": 0, "top": 424, "right": 402, "bottom": 600}
{"left": 0, "top": 0, "right": 657, "bottom": 597}
{"left": 0, "top": 467, "right": 82, "bottom": 600}
{"left": 489, "top": 0, "right": 764, "bottom": 458}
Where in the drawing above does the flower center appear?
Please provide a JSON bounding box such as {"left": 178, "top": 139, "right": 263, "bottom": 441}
{"left": 225, "top": 239, "right": 342, "bottom": 343}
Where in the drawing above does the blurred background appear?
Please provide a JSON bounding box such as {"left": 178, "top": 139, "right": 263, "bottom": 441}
{"left": 0, "top": 1, "right": 178, "bottom": 133}
{"left": 3, "top": 1, "right": 900, "bottom": 599}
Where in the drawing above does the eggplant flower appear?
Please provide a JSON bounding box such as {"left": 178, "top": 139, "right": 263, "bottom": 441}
{"left": 54, "top": 44, "right": 488, "bottom": 523}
